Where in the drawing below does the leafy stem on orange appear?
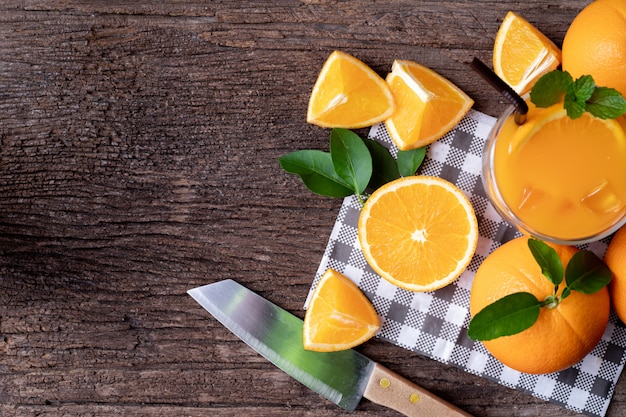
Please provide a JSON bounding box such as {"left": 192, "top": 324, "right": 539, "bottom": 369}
{"left": 468, "top": 238, "right": 612, "bottom": 341}
{"left": 540, "top": 294, "right": 559, "bottom": 310}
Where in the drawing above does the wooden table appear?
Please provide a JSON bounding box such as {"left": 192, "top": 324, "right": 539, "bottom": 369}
{"left": 1, "top": 1, "right": 622, "bottom": 416}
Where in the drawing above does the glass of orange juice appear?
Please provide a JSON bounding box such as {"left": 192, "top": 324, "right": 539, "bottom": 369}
{"left": 482, "top": 100, "right": 626, "bottom": 244}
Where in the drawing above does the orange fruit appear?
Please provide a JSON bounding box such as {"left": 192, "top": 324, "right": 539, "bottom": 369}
{"left": 469, "top": 236, "right": 610, "bottom": 374}
{"left": 358, "top": 176, "right": 478, "bottom": 292}
{"left": 605, "top": 225, "right": 626, "bottom": 323}
{"left": 493, "top": 11, "right": 561, "bottom": 94}
{"left": 384, "top": 60, "right": 473, "bottom": 150}
{"left": 303, "top": 268, "right": 380, "bottom": 352}
{"left": 306, "top": 50, "right": 395, "bottom": 129}
{"left": 562, "top": 0, "right": 626, "bottom": 98}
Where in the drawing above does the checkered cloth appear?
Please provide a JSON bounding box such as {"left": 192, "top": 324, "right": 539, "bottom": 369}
{"left": 304, "top": 109, "right": 626, "bottom": 417}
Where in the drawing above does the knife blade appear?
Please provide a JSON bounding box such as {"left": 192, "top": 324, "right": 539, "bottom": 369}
{"left": 188, "top": 279, "right": 473, "bottom": 417}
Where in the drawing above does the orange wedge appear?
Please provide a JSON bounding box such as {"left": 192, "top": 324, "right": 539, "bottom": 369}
{"left": 358, "top": 176, "right": 478, "bottom": 292}
{"left": 384, "top": 60, "right": 473, "bottom": 151}
{"left": 303, "top": 268, "right": 380, "bottom": 352}
{"left": 493, "top": 11, "right": 561, "bottom": 94}
{"left": 307, "top": 50, "right": 395, "bottom": 129}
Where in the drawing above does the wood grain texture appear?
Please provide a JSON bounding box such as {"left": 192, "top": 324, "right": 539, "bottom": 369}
{"left": 1, "top": 1, "right": 623, "bottom": 416}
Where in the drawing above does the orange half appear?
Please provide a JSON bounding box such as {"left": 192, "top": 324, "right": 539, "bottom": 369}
{"left": 358, "top": 176, "right": 478, "bottom": 292}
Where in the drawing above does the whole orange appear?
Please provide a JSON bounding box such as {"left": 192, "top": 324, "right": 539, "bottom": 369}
{"left": 606, "top": 226, "right": 626, "bottom": 323}
{"left": 469, "top": 236, "right": 610, "bottom": 374}
{"left": 562, "top": 0, "right": 626, "bottom": 97}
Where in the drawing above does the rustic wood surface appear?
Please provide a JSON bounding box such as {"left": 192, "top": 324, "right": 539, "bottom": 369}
{"left": 0, "top": 1, "right": 621, "bottom": 416}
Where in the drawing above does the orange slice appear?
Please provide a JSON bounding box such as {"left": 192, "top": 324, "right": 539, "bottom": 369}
{"left": 384, "top": 60, "right": 473, "bottom": 151}
{"left": 507, "top": 102, "right": 626, "bottom": 156}
{"left": 358, "top": 176, "right": 478, "bottom": 292}
{"left": 493, "top": 11, "right": 561, "bottom": 94}
{"left": 303, "top": 269, "right": 380, "bottom": 352}
{"left": 306, "top": 50, "right": 395, "bottom": 129}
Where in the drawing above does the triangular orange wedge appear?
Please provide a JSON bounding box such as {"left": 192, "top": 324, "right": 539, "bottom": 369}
{"left": 493, "top": 11, "right": 561, "bottom": 94}
{"left": 303, "top": 269, "right": 380, "bottom": 352}
{"left": 384, "top": 60, "right": 473, "bottom": 150}
{"left": 307, "top": 51, "right": 395, "bottom": 129}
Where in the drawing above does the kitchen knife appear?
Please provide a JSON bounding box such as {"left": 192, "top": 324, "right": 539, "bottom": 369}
{"left": 188, "top": 279, "right": 474, "bottom": 416}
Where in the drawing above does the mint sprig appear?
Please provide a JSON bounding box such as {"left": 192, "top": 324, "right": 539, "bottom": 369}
{"left": 279, "top": 128, "right": 426, "bottom": 201}
{"left": 468, "top": 238, "right": 612, "bottom": 341}
{"left": 530, "top": 70, "right": 626, "bottom": 119}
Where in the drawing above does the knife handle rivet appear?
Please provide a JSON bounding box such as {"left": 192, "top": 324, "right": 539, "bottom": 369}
{"left": 409, "top": 393, "right": 420, "bottom": 404}
{"left": 379, "top": 378, "right": 391, "bottom": 388}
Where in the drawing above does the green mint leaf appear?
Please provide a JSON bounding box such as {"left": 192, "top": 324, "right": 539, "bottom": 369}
{"left": 565, "top": 250, "right": 613, "bottom": 294}
{"left": 573, "top": 75, "right": 596, "bottom": 103}
{"left": 564, "top": 76, "right": 595, "bottom": 119}
{"left": 530, "top": 70, "right": 573, "bottom": 108}
{"left": 397, "top": 147, "right": 427, "bottom": 177}
{"left": 564, "top": 88, "right": 586, "bottom": 119}
{"left": 527, "top": 238, "right": 564, "bottom": 286}
{"left": 530, "top": 70, "right": 626, "bottom": 120}
{"left": 279, "top": 150, "right": 354, "bottom": 197}
{"left": 363, "top": 139, "right": 400, "bottom": 190}
{"left": 330, "top": 128, "right": 372, "bottom": 195}
{"left": 586, "top": 87, "right": 626, "bottom": 119}
{"left": 468, "top": 292, "right": 541, "bottom": 341}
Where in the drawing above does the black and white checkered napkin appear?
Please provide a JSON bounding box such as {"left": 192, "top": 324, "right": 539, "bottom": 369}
{"left": 304, "top": 109, "right": 626, "bottom": 417}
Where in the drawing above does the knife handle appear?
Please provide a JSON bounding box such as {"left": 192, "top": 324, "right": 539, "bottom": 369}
{"left": 363, "top": 363, "right": 474, "bottom": 417}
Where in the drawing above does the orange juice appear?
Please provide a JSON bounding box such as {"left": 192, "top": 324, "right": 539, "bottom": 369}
{"left": 483, "top": 102, "right": 626, "bottom": 243}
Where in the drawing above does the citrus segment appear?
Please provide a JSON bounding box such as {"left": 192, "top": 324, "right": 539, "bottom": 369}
{"left": 303, "top": 268, "right": 380, "bottom": 352}
{"left": 605, "top": 225, "right": 626, "bottom": 323}
{"left": 307, "top": 51, "right": 395, "bottom": 129}
{"left": 562, "top": 0, "right": 626, "bottom": 97}
{"left": 493, "top": 11, "right": 561, "bottom": 94}
{"left": 384, "top": 60, "right": 473, "bottom": 150}
{"left": 470, "top": 237, "right": 610, "bottom": 374}
{"left": 358, "top": 176, "right": 478, "bottom": 292}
